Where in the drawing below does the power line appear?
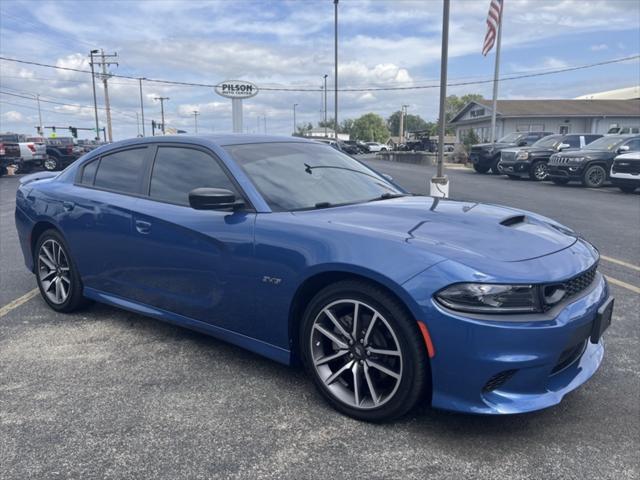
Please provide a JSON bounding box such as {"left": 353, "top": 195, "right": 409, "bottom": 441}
{"left": 0, "top": 54, "right": 637, "bottom": 92}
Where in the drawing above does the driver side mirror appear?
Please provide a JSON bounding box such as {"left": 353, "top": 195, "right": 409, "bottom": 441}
{"left": 189, "top": 188, "right": 244, "bottom": 211}
{"left": 558, "top": 143, "right": 571, "bottom": 151}
{"left": 617, "top": 145, "right": 630, "bottom": 154}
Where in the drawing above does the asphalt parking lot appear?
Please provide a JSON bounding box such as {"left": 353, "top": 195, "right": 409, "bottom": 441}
{"left": 1, "top": 162, "right": 638, "bottom": 480}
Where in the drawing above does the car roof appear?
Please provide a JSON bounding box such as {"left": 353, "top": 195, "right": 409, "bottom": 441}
{"left": 95, "top": 134, "right": 316, "bottom": 151}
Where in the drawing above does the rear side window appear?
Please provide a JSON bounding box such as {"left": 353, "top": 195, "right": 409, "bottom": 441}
{"left": 149, "top": 147, "right": 237, "bottom": 206}
{"left": 80, "top": 159, "right": 99, "bottom": 185}
{"left": 93, "top": 148, "right": 147, "bottom": 194}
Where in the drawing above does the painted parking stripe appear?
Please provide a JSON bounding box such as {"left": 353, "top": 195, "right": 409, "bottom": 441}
{"left": 0, "top": 288, "right": 39, "bottom": 318}
{"left": 601, "top": 255, "right": 640, "bottom": 272}
{"left": 606, "top": 276, "right": 640, "bottom": 295}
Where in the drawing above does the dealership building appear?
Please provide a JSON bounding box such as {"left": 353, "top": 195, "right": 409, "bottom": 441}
{"left": 450, "top": 99, "right": 640, "bottom": 142}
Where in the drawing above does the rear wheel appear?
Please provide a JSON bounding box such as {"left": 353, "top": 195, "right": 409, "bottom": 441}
{"left": 43, "top": 155, "right": 59, "bottom": 171}
{"left": 34, "top": 230, "right": 88, "bottom": 312}
{"left": 529, "top": 161, "right": 549, "bottom": 181}
{"left": 552, "top": 178, "right": 569, "bottom": 185}
{"left": 473, "top": 163, "right": 490, "bottom": 174}
{"left": 582, "top": 164, "right": 607, "bottom": 188}
{"left": 300, "top": 280, "right": 429, "bottom": 422}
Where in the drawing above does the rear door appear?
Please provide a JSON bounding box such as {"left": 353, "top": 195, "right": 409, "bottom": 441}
{"left": 125, "top": 144, "right": 256, "bottom": 331}
{"left": 63, "top": 146, "right": 152, "bottom": 297}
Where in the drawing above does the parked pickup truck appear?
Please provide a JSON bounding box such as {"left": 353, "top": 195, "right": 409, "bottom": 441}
{"left": 470, "top": 131, "right": 553, "bottom": 174}
{"left": 0, "top": 134, "right": 22, "bottom": 176}
{"left": 43, "top": 137, "right": 82, "bottom": 171}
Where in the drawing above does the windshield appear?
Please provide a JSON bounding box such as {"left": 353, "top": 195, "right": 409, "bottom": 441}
{"left": 531, "top": 135, "right": 563, "bottom": 148}
{"left": 225, "top": 142, "right": 404, "bottom": 211}
{"left": 497, "top": 132, "right": 524, "bottom": 143}
{"left": 583, "top": 136, "right": 626, "bottom": 151}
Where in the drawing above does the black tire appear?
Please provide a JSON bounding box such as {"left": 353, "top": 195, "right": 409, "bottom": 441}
{"left": 17, "top": 161, "right": 33, "bottom": 174}
{"left": 490, "top": 157, "right": 503, "bottom": 174}
{"left": 529, "top": 160, "right": 549, "bottom": 181}
{"left": 551, "top": 178, "right": 570, "bottom": 185}
{"left": 473, "top": 163, "right": 490, "bottom": 174}
{"left": 300, "top": 280, "right": 430, "bottom": 422}
{"left": 43, "top": 155, "right": 59, "bottom": 171}
{"left": 619, "top": 185, "right": 637, "bottom": 193}
{"left": 582, "top": 164, "right": 607, "bottom": 188}
{"left": 0, "top": 166, "right": 6, "bottom": 177}
{"left": 34, "top": 229, "right": 89, "bottom": 313}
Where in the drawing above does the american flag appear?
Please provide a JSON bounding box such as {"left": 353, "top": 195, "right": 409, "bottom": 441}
{"left": 482, "top": 0, "right": 503, "bottom": 56}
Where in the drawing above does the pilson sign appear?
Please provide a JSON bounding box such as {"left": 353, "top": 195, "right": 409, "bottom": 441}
{"left": 215, "top": 80, "right": 259, "bottom": 99}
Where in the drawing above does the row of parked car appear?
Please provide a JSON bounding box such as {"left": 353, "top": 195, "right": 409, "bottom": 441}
{"left": 311, "top": 138, "right": 390, "bottom": 154}
{"left": 0, "top": 133, "right": 105, "bottom": 176}
{"left": 470, "top": 132, "right": 640, "bottom": 193}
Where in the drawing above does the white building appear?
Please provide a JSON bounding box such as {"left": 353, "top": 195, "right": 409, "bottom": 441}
{"left": 576, "top": 86, "right": 639, "bottom": 100}
{"left": 303, "top": 127, "right": 350, "bottom": 141}
{"left": 450, "top": 99, "right": 640, "bottom": 143}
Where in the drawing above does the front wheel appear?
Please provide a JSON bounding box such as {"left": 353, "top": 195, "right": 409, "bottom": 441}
{"left": 529, "top": 161, "right": 549, "bottom": 181}
{"left": 35, "top": 230, "right": 89, "bottom": 312}
{"left": 43, "top": 155, "right": 59, "bottom": 171}
{"left": 473, "top": 163, "right": 490, "bottom": 174}
{"left": 582, "top": 164, "right": 607, "bottom": 188}
{"left": 301, "top": 280, "right": 430, "bottom": 422}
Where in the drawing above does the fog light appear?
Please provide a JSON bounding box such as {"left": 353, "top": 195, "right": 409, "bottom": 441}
{"left": 568, "top": 166, "right": 579, "bottom": 172}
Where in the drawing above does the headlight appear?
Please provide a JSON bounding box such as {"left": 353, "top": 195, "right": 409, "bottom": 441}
{"left": 516, "top": 151, "right": 529, "bottom": 160}
{"left": 570, "top": 156, "right": 587, "bottom": 163}
{"left": 435, "top": 283, "right": 541, "bottom": 314}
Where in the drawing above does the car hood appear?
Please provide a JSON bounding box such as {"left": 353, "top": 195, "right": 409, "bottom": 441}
{"left": 503, "top": 146, "right": 554, "bottom": 155}
{"left": 293, "top": 196, "right": 577, "bottom": 263}
{"left": 473, "top": 142, "right": 515, "bottom": 150}
{"left": 555, "top": 149, "right": 610, "bottom": 159}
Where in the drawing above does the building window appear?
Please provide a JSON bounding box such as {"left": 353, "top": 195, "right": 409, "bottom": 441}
{"left": 559, "top": 125, "right": 569, "bottom": 134}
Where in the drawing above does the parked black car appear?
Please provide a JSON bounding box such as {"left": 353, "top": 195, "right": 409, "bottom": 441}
{"left": 44, "top": 137, "right": 82, "bottom": 171}
{"left": 341, "top": 140, "right": 364, "bottom": 155}
{"left": 609, "top": 152, "right": 640, "bottom": 193}
{"left": 499, "top": 133, "right": 603, "bottom": 181}
{"left": 470, "top": 131, "right": 553, "bottom": 174}
{"left": 547, "top": 135, "right": 640, "bottom": 188}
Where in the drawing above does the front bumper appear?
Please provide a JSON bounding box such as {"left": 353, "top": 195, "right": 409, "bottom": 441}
{"left": 404, "top": 256, "right": 610, "bottom": 414}
{"left": 500, "top": 160, "right": 531, "bottom": 176}
{"left": 548, "top": 164, "right": 585, "bottom": 180}
{"left": 610, "top": 172, "right": 640, "bottom": 187}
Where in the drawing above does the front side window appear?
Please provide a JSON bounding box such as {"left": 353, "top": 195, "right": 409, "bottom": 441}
{"left": 149, "top": 147, "right": 237, "bottom": 206}
{"left": 80, "top": 159, "right": 99, "bottom": 185}
{"left": 93, "top": 148, "right": 147, "bottom": 194}
{"left": 624, "top": 138, "right": 640, "bottom": 152}
{"left": 497, "top": 132, "right": 524, "bottom": 143}
{"left": 531, "top": 135, "right": 562, "bottom": 148}
{"left": 225, "top": 142, "right": 403, "bottom": 211}
{"left": 564, "top": 136, "right": 581, "bottom": 148}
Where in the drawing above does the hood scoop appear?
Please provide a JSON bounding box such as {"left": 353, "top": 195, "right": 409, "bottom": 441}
{"left": 500, "top": 214, "right": 527, "bottom": 227}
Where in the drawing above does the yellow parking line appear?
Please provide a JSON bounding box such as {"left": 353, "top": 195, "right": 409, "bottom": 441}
{"left": 601, "top": 255, "right": 640, "bottom": 272}
{"left": 0, "top": 288, "right": 39, "bottom": 318}
{"left": 606, "top": 276, "right": 640, "bottom": 295}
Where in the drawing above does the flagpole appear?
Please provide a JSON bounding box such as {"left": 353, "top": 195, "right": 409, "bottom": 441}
{"left": 489, "top": 2, "right": 503, "bottom": 144}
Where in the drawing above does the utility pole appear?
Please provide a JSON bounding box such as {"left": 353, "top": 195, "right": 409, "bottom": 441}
{"left": 88, "top": 49, "right": 100, "bottom": 140}
{"left": 136, "top": 112, "right": 140, "bottom": 137}
{"left": 431, "top": 0, "right": 450, "bottom": 198}
{"left": 398, "top": 106, "right": 405, "bottom": 145}
{"left": 323, "top": 74, "right": 328, "bottom": 138}
{"left": 36, "top": 94, "right": 43, "bottom": 136}
{"left": 401, "top": 104, "right": 410, "bottom": 143}
{"left": 154, "top": 97, "right": 169, "bottom": 134}
{"left": 293, "top": 103, "right": 298, "bottom": 135}
{"left": 334, "top": 0, "right": 339, "bottom": 140}
{"left": 93, "top": 50, "right": 118, "bottom": 142}
{"left": 193, "top": 110, "right": 200, "bottom": 134}
{"left": 139, "top": 78, "right": 146, "bottom": 137}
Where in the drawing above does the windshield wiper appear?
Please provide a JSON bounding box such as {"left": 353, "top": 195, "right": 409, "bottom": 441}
{"left": 367, "top": 193, "right": 410, "bottom": 202}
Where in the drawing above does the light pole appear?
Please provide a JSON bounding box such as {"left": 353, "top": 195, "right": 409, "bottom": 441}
{"left": 89, "top": 49, "right": 100, "bottom": 140}
{"left": 36, "top": 94, "right": 43, "bottom": 136}
{"left": 139, "top": 78, "right": 146, "bottom": 136}
{"left": 432, "top": 0, "right": 450, "bottom": 198}
{"left": 334, "top": 0, "right": 339, "bottom": 140}
{"left": 193, "top": 110, "right": 200, "bottom": 134}
{"left": 293, "top": 103, "right": 298, "bottom": 136}
{"left": 323, "top": 74, "right": 328, "bottom": 137}
{"left": 401, "top": 104, "right": 410, "bottom": 143}
{"left": 154, "top": 97, "right": 169, "bottom": 134}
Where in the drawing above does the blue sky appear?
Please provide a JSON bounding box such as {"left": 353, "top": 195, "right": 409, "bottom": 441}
{"left": 1, "top": 0, "right": 639, "bottom": 139}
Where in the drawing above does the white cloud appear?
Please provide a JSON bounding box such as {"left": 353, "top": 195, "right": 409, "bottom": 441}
{"left": 590, "top": 44, "right": 608, "bottom": 51}
{"left": 2, "top": 110, "right": 24, "bottom": 122}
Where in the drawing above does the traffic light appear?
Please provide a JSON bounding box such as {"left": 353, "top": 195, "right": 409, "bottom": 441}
{"left": 69, "top": 127, "right": 78, "bottom": 138}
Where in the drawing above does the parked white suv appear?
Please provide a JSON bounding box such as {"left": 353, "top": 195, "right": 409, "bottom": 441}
{"left": 365, "top": 142, "right": 389, "bottom": 152}
{"left": 610, "top": 151, "right": 640, "bottom": 193}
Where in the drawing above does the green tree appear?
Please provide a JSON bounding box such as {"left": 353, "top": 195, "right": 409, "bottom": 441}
{"left": 294, "top": 122, "right": 313, "bottom": 137}
{"left": 386, "top": 111, "right": 430, "bottom": 136}
{"left": 351, "top": 113, "right": 390, "bottom": 142}
{"left": 340, "top": 118, "right": 355, "bottom": 137}
{"left": 461, "top": 129, "right": 480, "bottom": 153}
{"left": 446, "top": 94, "right": 484, "bottom": 124}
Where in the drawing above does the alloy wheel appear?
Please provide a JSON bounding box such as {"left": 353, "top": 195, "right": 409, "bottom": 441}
{"left": 586, "top": 166, "right": 605, "bottom": 187}
{"left": 37, "top": 239, "right": 71, "bottom": 304}
{"left": 533, "top": 162, "right": 548, "bottom": 181}
{"left": 310, "top": 299, "right": 403, "bottom": 409}
{"left": 43, "top": 156, "right": 58, "bottom": 171}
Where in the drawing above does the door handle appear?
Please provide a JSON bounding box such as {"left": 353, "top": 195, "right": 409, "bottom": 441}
{"left": 62, "top": 201, "right": 75, "bottom": 212}
{"left": 135, "top": 220, "right": 152, "bottom": 234}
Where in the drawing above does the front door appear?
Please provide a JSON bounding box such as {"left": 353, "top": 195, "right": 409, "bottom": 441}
{"left": 124, "top": 145, "right": 256, "bottom": 331}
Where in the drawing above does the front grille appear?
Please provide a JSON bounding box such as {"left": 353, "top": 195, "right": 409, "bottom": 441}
{"left": 483, "top": 369, "right": 517, "bottom": 392}
{"left": 549, "top": 156, "right": 572, "bottom": 165}
{"left": 551, "top": 340, "right": 587, "bottom": 375}
{"left": 564, "top": 265, "right": 597, "bottom": 298}
{"left": 612, "top": 160, "right": 640, "bottom": 175}
{"left": 501, "top": 151, "right": 516, "bottom": 162}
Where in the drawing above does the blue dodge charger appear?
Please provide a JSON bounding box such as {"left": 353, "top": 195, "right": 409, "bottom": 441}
{"left": 15, "top": 135, "right": 613, "bottom": 421}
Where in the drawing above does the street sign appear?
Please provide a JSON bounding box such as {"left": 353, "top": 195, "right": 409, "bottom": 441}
{"left": 215, "top": 80, "right": 258, "bottom": 99}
